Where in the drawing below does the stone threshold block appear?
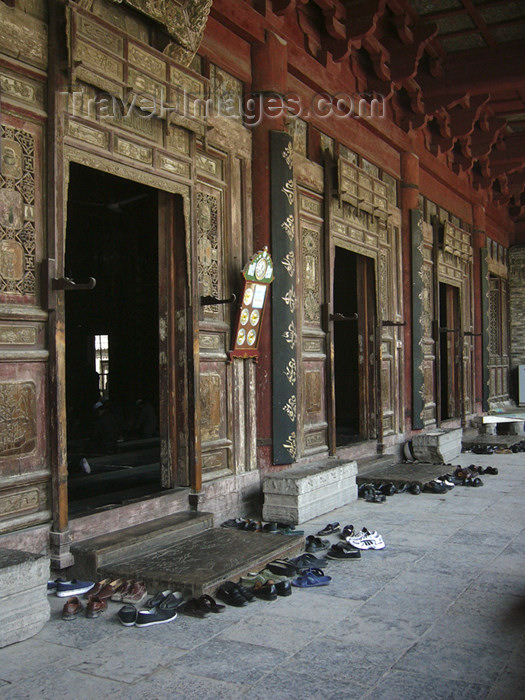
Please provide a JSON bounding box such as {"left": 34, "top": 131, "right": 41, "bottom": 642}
{"left": 262, "top": 458, "right": 358, "bottom": 525}
{"left": 0, "top": 549, "right": 50, "bottom": 648}
{"left": 411, "top": 427, "right": 462, "bottom": 464}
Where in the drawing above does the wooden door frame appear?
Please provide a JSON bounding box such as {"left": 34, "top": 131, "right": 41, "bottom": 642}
{"left": 328, "top": 242, "right": 379, "bottom": 447}
{"left": 50, "top": 151, "right": 200, "bottom": 546}
{"left": 437, "top": 281, "right": 462, "bottom": 422}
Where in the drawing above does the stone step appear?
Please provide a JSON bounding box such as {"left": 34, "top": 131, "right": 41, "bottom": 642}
{"left": 71, "top": 511, "right": 214, "bottom": 580}
{"left": 262, "top": 458, "right": 358, "bottom": 524}
{"left": 411, "top": 427, "right": 462, "bottom": 463}
{"left": 98, "top": 529, "right": 305, "bottom": 597}
{"left": 0, "top": 549, "right": 50, "bottom": 648}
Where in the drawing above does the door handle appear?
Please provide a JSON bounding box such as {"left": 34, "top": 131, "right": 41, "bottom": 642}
{"left": 52, "top": 277, "right": 96, "bottom": 291}
{"left": 330, "top": 312, "right": 358, "bottom": 322}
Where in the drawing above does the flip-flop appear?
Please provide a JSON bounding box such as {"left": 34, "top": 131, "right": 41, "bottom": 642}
{"left": 316, "top": 522, "right": 340, "bottom": 536}
{"left": 292, "top": 567, "right": 331, "bottom": 587}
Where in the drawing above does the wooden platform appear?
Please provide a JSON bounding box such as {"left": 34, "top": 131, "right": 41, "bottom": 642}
{"left": 71, "top": 513, "right": 304, "bottom": 597}
{"left": 357, "top": 460, "right": 456, "bottom": 488}
{"left": 99, "top": 529, "right": 304, "bottom": 597}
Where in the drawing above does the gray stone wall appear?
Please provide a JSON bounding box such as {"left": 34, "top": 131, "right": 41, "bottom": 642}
{"left": 508, "top": 246, "right": 525, "bottom": 398}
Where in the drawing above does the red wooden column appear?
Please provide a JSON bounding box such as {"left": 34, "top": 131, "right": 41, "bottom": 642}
{"left": 473, "top": 203, "right": 487, "bottom": 413}
{"left": 400, "top": 151, "right": 420, "bottom": 432}
{"left": 251, "top": 31, "right": 288, "bottom": 470}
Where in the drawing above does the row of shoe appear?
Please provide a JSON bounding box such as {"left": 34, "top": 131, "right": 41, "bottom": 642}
{"left": 358, "top": 482, "right": 421, "bottom": 503}
{"left": 220, "top": 518, "right": 303, "bottom": 535}
{"left": 48, "top": 577, "right": 147, "bottom": 605}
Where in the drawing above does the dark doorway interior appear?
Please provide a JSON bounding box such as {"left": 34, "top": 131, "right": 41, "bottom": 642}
{"left": 65, "top": 163, "right": 161, "bottom": 514}
{"left": 333, "top": 247, "right": 376, "bottom": 445}
{"left": 439, "top": 282, "right": 461, "bottom": 420}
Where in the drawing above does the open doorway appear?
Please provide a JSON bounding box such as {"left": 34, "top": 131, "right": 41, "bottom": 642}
{"left": 333, "top": 247, "right": 377, "bottom": 445}
{"left": 439, "top": 282, "right": 461, "bottom": 420}
{"left": 65, "top": 163, "right": 161, "bottom": 515}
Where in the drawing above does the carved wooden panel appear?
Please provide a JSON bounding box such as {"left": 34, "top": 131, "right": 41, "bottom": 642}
{"left": 298, "top": 187, "right": 328, "bottom": 457}
{"left": 0, "top": 382, "right": 36, "bottom": 457}
{"left": 0, "top": 123, "right": 37, "bottom": 301}
{"left": 196, "top": 186, "right": 222, "bottom": 317}
{"left": 200, "top": 372, "right": 222, "bottom": 443}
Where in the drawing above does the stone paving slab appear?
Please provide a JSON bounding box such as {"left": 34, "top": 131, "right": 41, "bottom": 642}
{"left": 1, "top": 451, "right": 525, "bottom": 699}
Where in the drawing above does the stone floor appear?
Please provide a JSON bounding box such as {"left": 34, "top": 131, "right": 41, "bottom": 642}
{"left": 1, "top": 451, "right": 524, "bottom": 700}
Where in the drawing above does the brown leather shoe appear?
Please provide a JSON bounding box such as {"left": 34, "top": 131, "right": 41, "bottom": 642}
{"left": 122, "top": 581, "right": 147, "bottom": 605}
{"left": 62, "top": 596, "right": 83, "bottom": 620}
{"left": 86, "top": 595, "right": 108, "bottom": 618}
{"left": 84, "top": 578, "right": 109, "bottom": 598}
{"left": 97, "top": 579, "right": 124, "bottom": 600}
{"left": 111, "top": 580, "right": 132, "bottom": 602}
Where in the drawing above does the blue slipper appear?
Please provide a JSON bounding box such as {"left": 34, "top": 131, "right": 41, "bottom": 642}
{"left": 291, "top": 567, "right": 331, "bottom": 587}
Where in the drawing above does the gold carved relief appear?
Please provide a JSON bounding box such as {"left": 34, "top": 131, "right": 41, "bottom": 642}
{"left": 115, "top": 137, "right": 153, "bottom": 164}
{"left": 67, "top": 121, "right": 109, "bottom": 149}
{"left": 0, "top": 382, "right": 37, "bottom": 457}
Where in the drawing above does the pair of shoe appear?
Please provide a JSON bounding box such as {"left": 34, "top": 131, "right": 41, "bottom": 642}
{"left": 85, "top": 579, "right": 147, "bottom": 604}
{"left": 292, "top": 567, "right": 331, "bottom": 587}
{"left": 111, "top": 580, "right": 148, "bottom": 605}
{"left": 358, "top": 484, "right": 386, "bottom": 503}
{"left": 326, "top": 542, "right": 361, "bottom": 560}
{"left": 180, "top": 594, "right": 225, "bottom": 618}
{"left": 316, "top": 522, "right": 340, "bottom": 536}
{"left": 345, "top": 528, "right": 385, "bottom": 550}
{"left": 305, "top": 535, "right": 330, "bottom": 552}
{"left": 62, "top": 595, "right": 107, "bottom": 620}
{"left": 216, "top": 581, "right": 256, "bottom": 606}
{"left": 54, "top": 578, "right": 95, "bottom": 598}
{"left": 118, "top": 590, "right": 183, "bottom": 627}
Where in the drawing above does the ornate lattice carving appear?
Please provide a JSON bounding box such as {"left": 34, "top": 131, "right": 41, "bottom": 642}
{"left": 196, "top": 191, "right": 220, "bottom": 314}
{"left": 0, "top": 125, "right": 36, "bottom": 298}
{"left": 302, "top": 227, "right": 321, "bottom": 324}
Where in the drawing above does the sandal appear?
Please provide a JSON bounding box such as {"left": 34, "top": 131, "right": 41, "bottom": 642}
{"left": 292, "top": 567, "right": 331, "bottom": 587}
{"left": 215, "top": 581, "right": 247, "bottom": 607}
{"left": 316, "top": 522, "right": 340, "bottom": 536}
{"left": 180, "top": 597, "right": 208, "bottom": 618}
{"left": 198, "top": 594, "right": 225, "bottom": 613}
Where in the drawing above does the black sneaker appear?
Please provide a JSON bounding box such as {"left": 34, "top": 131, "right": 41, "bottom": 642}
{"left": 135, "top": 607, "right": 177, "bottom": 627}
{"left": 117, "top": 605, "right": 138, "bottom": 627}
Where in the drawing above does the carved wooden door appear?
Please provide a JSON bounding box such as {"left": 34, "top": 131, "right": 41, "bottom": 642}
{"left": 439, "top": 283, "right": 461, "bottom": 420}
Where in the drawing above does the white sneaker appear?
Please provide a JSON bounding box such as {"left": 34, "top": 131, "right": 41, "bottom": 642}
{"left": 347, "top": 528, "right": 385, "bottom": 550}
